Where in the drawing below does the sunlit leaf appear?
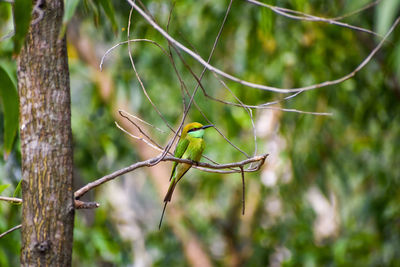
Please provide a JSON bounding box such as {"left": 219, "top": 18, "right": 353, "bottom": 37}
{"left": 13, "top": 179, "right": 22, "bottom": 198}
{"left": 60, "top": 0, "right": 81, "bottom": 37}
{"left": 0, "top": 184, "right": 10, "bottom": 194}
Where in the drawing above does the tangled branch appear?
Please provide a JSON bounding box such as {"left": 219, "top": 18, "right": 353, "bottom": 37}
{"left": 125, "top": 0, "right": 400, "bottom": 93}
{"left": 74, "top": 153, "right": 268, "bottom": 200}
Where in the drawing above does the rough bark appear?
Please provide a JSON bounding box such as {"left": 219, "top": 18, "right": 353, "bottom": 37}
{"left": 17, "top": 0, "right": 75, "bottom": 266}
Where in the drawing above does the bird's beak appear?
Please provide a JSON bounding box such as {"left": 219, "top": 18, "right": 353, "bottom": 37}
{"left": 201, "top": 125, "right": 214, "bottom": 130}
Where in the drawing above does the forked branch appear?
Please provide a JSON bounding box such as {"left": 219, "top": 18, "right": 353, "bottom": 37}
{"left": 125, "top": 0, "right": 400, "bottom": 93}
{"left": 74, "top": 154, "right": 268, "bottom": 199}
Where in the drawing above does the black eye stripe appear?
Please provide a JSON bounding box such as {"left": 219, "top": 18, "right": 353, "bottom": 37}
{"left": 188, "top": 127, "right": 199, "bottom": 133}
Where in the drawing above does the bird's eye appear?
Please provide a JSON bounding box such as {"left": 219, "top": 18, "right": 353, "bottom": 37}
{"left": 188, "top": 128, "right": 198, "bottom": 133}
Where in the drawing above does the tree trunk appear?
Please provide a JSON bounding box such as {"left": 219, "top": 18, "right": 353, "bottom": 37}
{"left": 17, "top": 0, "right": 75, "bottom": 265}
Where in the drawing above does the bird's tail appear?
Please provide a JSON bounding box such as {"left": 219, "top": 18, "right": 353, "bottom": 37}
{"left": 159, "top": 180, "right": 176, "bottom": 229}
{"left": 158, "top": 201, "right": 168, "bottom": 229}
{"left": 163, "top": 179, "right": 176, "bottom": 202}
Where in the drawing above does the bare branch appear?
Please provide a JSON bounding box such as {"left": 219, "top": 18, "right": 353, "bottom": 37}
{"left": 115, "top": 110, "right": 231, "bottom": 168}
{"left": 261, "top": 106, "right": 332, "bottom": 116}
{"left": 0, "top": 196, "right": 22, "bottom": 203}
{"left": 332, "top": 0, "right": 382, "bottom": 20}
{"left": 166, "top": 0, "right": 252, "bottom": 158}
{"left": 74, "top": 154, "right": 268, "bottom": 199}
{"left": 116, "top": 121, "right": 163, "bottom": 151}
{"left": 126, "top": 10, "right": 174, "bottom": 132}
{"left": 117, "top": 110, "right": 165, "bottom": 151}
{"left": 0, "top": 196, "right": 99, "bottom": 209}
{"left": 126, "top": 7, "right": 177, "bottom": 168}
{"left": 246, "top": 0, "right": 383, "bottom": 37}
{"left": 240, "top": 166, "right": 245, "bottom": 215}
{"left": 119, "top": 109, "right": 166, "bottom": 133}
{"left": 0, "top": 30, "right": 14, "bottom": 42}
{"left": 166, "top": 2, "right": 188, "bottom": 112}
{"left": 100, "top": 38, "right": 331, "bottom": 116}
{"left": 100, "top": 39, "right": 167, "bottom": 71}
{"left": 0, "top": 224, "right": 21, "bottom": 239}
{"left": 74, "top": 200, "right": 100, "bottom": 209}
{"left": 125, "top": 0, "right": 400, "bottom": 93}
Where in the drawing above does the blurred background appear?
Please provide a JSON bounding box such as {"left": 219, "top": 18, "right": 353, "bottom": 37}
{"left": 1, "top": 0, "right": 400, "bottom": 266}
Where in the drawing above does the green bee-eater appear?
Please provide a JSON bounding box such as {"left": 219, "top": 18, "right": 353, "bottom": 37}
{"left": 159, "top": 122, "right": 213, "bottom": 229}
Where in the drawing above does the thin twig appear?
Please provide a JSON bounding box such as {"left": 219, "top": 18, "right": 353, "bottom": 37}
{"left": 119, "top": 109, "right": 167, "bottom": 133}
{"left": 0, "top": 196, "right": 22, "bottom": 203}
{"left": 246, "top": 0, "right": 383, "bottom": 37}
{"left": 125, "top": 0, "right": 400, "bottom": 93}
{"left": 99, "top": 39, "right": 329, "bottom": 116}
{"left": 116, "top": 121, "right": 163, "bottom": 151}
{"left": 100, "top": 39, "right": 168, "bottom": 71}
{"left": 0, "top": 224, "right": 21, "bottom": 239}
{"left": 126, "top": 8, "right": 175, "bottom": 134}
{"left": 0, "top": 30, "right": 14, "bottom": 42}
{"left": 262, "top": 106, "right": 332, "bottom": 116}
{"left": 332, "top": 0, "right": 382, "bottom": 21}
{"left": 118, "top": 110, "right": 164, "bottom": 149}
{"left": 116, "top": 109, "right": 230, "bottom": 167}
{"left": 166, "top": 2, "right": 188, "bottom": 112}
{"left": 240, "top": 166, "right": 245, "bottom": 215}
{"left": 141, "top": 0, "right": 238, "bottom": 168}
{"left": 170, "top": 25, "right": 254, "bottom": 157}
{"left": 74, "top": 200, "right": 100, "bottom": 209}
{"left": 126, "top": 7, "right": 177, "bottom": 168}
{"left": 74, "top": 154, "right": 268, "bottom": 199}
{"left": 0, "top": 196, "right": 99, "bottom": 209}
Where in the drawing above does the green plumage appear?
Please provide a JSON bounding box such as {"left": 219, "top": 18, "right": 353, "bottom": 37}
{"left": 158, "top": 122, "right": 212, "bottom": 229}
{"left": 164, "top": 135, "right": 205, "bottom": 202}
{"left": 169, "top": 137, "right": 189, "bottom": 181}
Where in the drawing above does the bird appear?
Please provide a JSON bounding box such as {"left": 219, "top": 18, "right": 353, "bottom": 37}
{"left": 158, "top": 122, "right": 213, "bottom": 229}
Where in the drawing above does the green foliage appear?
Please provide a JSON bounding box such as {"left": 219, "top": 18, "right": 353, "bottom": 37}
{"left": 0, "top": 202, "right": 20, "bottom": 267}
{"left": 69, "top": 1, "right": 399, "bottom": 264}
{"left": 73, "top": 207, "right": 133, "bottom": 266}
{"left": 60, "top": 0, "right": 80, "bottom": 37}
{"left": 375, "top": 0, "right": 400, "bottom": 35}
{"left": 1, "top": 0, "right": 400, "bottom": 266}
{"left": 12, "top": 179, "right": 21, "bottom": 198}
{"left": 98, "top": 0, "right": 118, "bottom": 33}
{"left": 0, "top": 65, "right": 18, "bottom": 159}
{"left": 0, "top": 184, "right": 10, "bottom": 194}
{"left": 12, "top": 0, "right": 32, "bottom": 55}
{"left": 62, "top": 0, "right": 119, "bottom": 37}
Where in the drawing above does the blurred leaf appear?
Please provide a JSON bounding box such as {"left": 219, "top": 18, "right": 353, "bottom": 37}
{"left": 0, "top": 3, "right": 12, "bottom": 35}
{"left": 86, "top": 0, "right": 100, "bottom": 27}
{"left": 375, "top": 0, "right": 400, "bottom": 35}
{"left": 12, "top": 0, "right": 32, "bottom": 55}
{"left": 392, "top": 42, "right": 400, "bottom": 78}
{"left": 13, "top": 179, "right": 22, "bottom": 198}
{"left": 60, "top": 0, "right": 80, "bottom": 37}
{"left": 0, "top": 66, "right": 19, "bottom": 159}
{"left": 0, "top": 184, "right": 10, "bottom": 194}
{"left": 98, "top": 0, "right": 118, "bottom": 33}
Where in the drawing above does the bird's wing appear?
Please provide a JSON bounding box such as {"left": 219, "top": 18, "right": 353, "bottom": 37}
{"left": 170, "top": 138, "right": 189, "bottom": 181}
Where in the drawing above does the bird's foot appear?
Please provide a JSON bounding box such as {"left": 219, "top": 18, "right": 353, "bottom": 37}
{"left": 189, "top": 160, "right": 199, "bottom": 166}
